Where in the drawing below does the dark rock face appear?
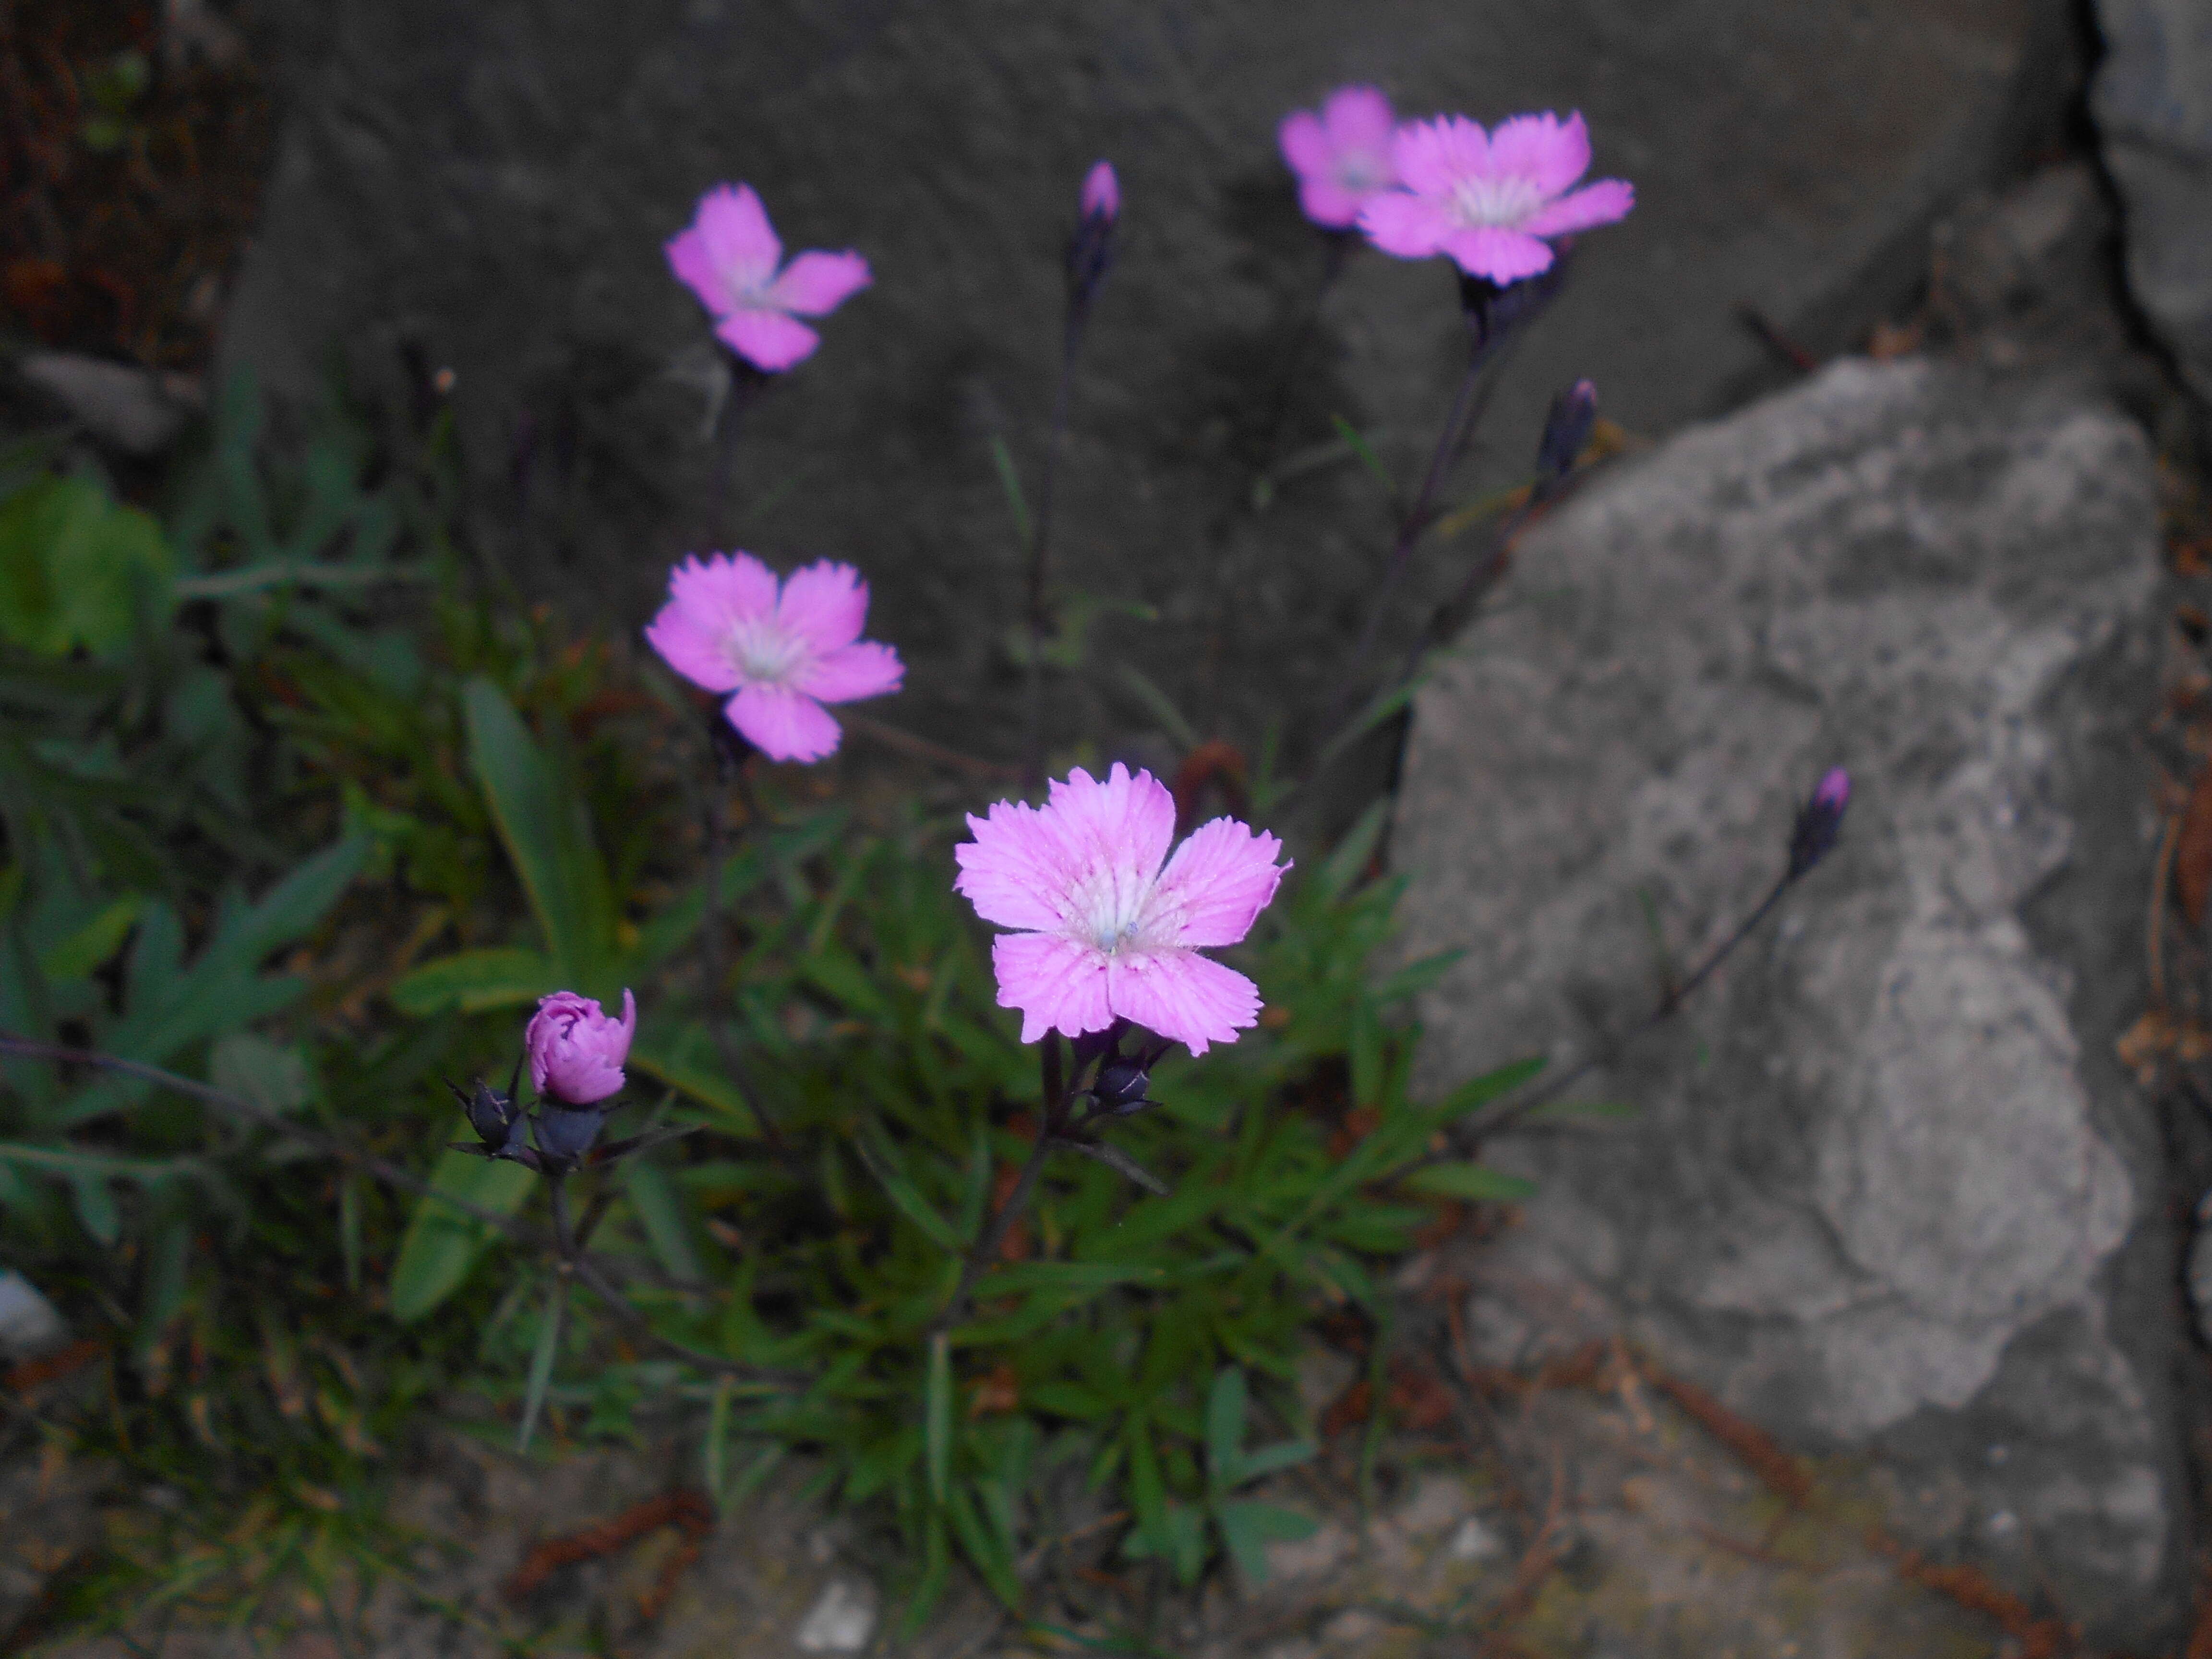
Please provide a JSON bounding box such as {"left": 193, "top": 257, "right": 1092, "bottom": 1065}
{"left": 2092, "top": 0, "right": 2212, "bottom": 401}
{"left": 1392, "top": 358, "right": 2180, "bottom": 1645}
{"left": 221, "top": 0, "right": 2068, "bottom": 761}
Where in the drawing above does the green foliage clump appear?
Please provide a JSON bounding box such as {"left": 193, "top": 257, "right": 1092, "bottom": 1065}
{"left": 0, "top": 386, "right": 1538, "bottom": 1635}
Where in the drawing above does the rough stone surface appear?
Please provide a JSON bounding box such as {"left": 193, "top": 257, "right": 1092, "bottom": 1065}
{"left": 2092, "top": 0, "right": 2212, "bottom": 401}
{"left": 1392, "top": 357, "right": 2181, "bottom": 1644}
{"left": 220, "top": 0, "right": 2068, "bottom": 762}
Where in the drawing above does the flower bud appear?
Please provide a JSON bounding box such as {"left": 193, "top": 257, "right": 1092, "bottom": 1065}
{"left": 1535, "top": 379, "right": 1598, "bottom": 486}
{"left": 1067, "top": 159, "right": 1119, "bottom": 316}
{"left": 533, "top": 1104, "right": 611, "bottom": 1166}
{"left": 1080, "top": 159, "right": 1120, "bottom": 224}
{"left": 525, "top": 989, "right": 636, "bottom": 1106}
{"left": 1787, "top": 767, "right": 1851, "bottom": 879}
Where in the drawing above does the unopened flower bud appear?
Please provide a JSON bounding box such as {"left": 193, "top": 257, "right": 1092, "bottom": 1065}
{"left": 533, "top": 1104, "right": 611, "bottom": 1166}
{"left": 525, "top": 989, "right": 636, "bottom": 1106}
{"left": 1067, "top": 159, "right": 1119, "bottom": 316}
{"left": 1787, "top": 767, "right": 1851, "bottom": 879}
{"left": 1535, "top": 379, "right": 1598, "bottom": 485}
{"left": 449, "top": 1075, "right": 531, "bottom": 1161}
{"left": 1080, "top": 159, "right": 1119, "bottom": 224}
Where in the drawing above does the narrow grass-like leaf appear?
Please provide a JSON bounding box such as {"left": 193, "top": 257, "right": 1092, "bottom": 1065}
{"left": 388, "top": 1136, "right": 535, "bottom": 1322}
{"left": 926, "top": 1330, "right": 952, "bottom": 1506}
{"left": 1400, "top": 1162, "right": 1539, "bottom": 1202}
{"left": 517, "top": 1278, "right": 565, "bottom": 1451}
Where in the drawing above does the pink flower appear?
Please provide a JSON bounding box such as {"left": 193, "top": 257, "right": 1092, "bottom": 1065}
{"left": 665, "top": 183, "right": 872, "bottom": 373}
{"left": 1358, "top": 111, "right": 1633, "bottom": 284}
{"left": 526, "top": 989, "right": 636, "bottom": 1106}
{"left": 1278, "top": 85, "right": 1398, "bottom": 229}
{"left": 954, "top": 764, "right": 1289, "bottom": 1056}
{"left": 1081, "top": 159, "right": 1119, "bottom": 222}
{"left": 644, "top": 552, "right": 902, "bottom": 762}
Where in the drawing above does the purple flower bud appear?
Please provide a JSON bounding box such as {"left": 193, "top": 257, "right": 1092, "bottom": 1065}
{"left": 525, "top": 989, "right": 636, "bottom": 1106}
{"left": 1787, "top": 767, "right": 1851, "bottom": 879}
{"left": 1081, "top": 159, "right": 1119, "bottom": 224}
{"left": 1535, "top": 379, "right": 1598, "bottom": 485}
{"left": 1067, "top": 160, "right": 1120, "bottom": 317}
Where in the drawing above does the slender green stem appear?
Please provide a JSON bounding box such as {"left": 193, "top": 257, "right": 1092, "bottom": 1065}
{"left": 1023, "top": 317, "right": 1086, "bottom": 792}
{"left": 700, "top": 738, "right": 788, "bottom": 1155}
{"left": 935, "top": 1039, "right": 1070, "bottom": 1332}
{"left": 1454, "top": 871, "right": 1796, "bottom": 1147}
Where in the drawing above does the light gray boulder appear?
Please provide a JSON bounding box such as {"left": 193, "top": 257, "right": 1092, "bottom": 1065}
{"left": 1393, "top": 358, "right": 2181, "bottom": 1645}
{"left": 219, "top": 0, "right": 2069, "bottom": 758}
{"left": 2092, "top": 0, "right": 2212, "bottom": 401}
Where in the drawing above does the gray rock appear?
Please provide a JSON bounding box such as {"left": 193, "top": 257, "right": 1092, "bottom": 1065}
{"left": 0, "top": 1268, "right": 66, "bottom": 1362}
{"left": 220, "top": 0, "right": 2068, "bottom": 759}
{"left": 13, "top": 352, "right": 201, "bottom": 456}
{"left": 2092, "top": 0, "right": 2212, "bottom": 400}
{"left": 1392, "top": 358, "right": 2181, "bottom": 1644}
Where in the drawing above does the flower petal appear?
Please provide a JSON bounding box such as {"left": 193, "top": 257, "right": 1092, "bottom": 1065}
{"left": 676, "top": 550, "right": 779, "bottom": 633}
{"left": 715, "top": 310, "right": 820, "bottom": 373}
{"left": 957, "top": 799, "right": 1082, "bottom": 933}
{"left": 1519, "top": 178, "right": 1635, "bottom": 238}
{"left": 1298, "top": 177, "right": 1369, "bottom": 229}
{"left": 1358, "top": 191, "right": 1453, "bottom": 258}
{"left": 1321, "top": 85, "right": 1396, "bottom": 156}
{"left": 645, "top": 595, "right": 741, "bottom": 692}
{"left": 665, "top": 226, "right": 733, "bottom": 317}
{"left": 1046, "top": 764, "right": 1177, "bottom": 928}
{"left": 1279, "top": 109, "right": 1333, "bottom": 180}
{"left": 797, "top": 639, "right": 902, "bottom": 704}
{"left": 693, "top": 183, "right": 782, "bottom": 293}
{"left": 1393, "top": 115, "right": 1487, "bottom": 198}
{"left": 1487, "top": 111, "right": 1589, "bottom": 198}
{"left": 993, "top": 931, "right": 1113, "bottom": 1044}
{"left": 1106, "top": 950, "right": 1261, "bottom": 1056}
{"left": 727, "top": 683, "right": 842, "bottom": 762}
{"left": 1145, "top": 817, "right": 1287, "bottom": 949}
{"left": 767, "top": 250, "right": 872, "bottom": 317}
{"left": 1443, "top": 225, "right": 1555, "bottom": 283}
{"left": 776, "top": 560, "right": 869, "bottom": 655}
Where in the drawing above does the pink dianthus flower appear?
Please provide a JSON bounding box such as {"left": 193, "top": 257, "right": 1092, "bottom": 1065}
{"left": 665, "top": 183, "right": 871, "bottom": 373}
{"left": 526, "top": 989, "right": 636, "bottom": 1106}
{"left": 1081, "top": 159, "right": 1119, "bottom": 222}
{"left": 954, "top": 764, "right": 1288, "bottom": 1056}
{"left": 645, "top": 552, "right": 902, "bottom": 762}
{"left": 1278, "top": 85, "right": 1399, "bottom": 230}
{"left": 1358, "top": 111, "right": 1633, "bottom": 285}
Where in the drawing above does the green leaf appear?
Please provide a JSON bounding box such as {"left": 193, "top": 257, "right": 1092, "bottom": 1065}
{"left": 628, "top": 1025, "right": 755, "bottom": 1134}
{"left": 854, "top": 1133, "right": 964, "bottom": 1256}
{"left": 1205, "top": 1368, "right": 1248, "bottom": 1498}
{"left": 623, "top": 1158, "right": 704, "bottom": 1284}
{"left": 36, "top": 893, "right": 142, "bottom": 983}
{"left": 69, "top": 1169, "right": 119, "bottom": 1245}
{"left": 946, "top": 1482, "right": 1022, "bottom": 1608}
{"left": 387, "top": 947, "right": 557, "bottom": 1016}
{"left": 925, "top": 1330, "right": 952, "bottom": 1506}
{"left": 517, "top": 1278, "right": 565, "bottom": 1452}
{"left": 1214, "top": 1500, "right": 1317, "bottom": 1585}
{"left": 1522, "top": 1096, "right": 1638, "bottom": 1123}
{"left": 1318, "top": 801, "right": 1389, "bottom": 902}
{"left": 387, "top": 1137, "right": 535, "bottom": 1322}
{"left": 1398, "top": 1161, "right": 1539, "bottom": 1202}
{"left": 209, "top": 1033, "right": 312, "bottom": 1114}
{"left": 462, "top": 677, "right": 615, "bottom": 987}
{"left": 1430, "top": 1055, "right": 1546, "bottom": 1121}
{"left": 0, "top": 474, "right": 173, "bottom": 658}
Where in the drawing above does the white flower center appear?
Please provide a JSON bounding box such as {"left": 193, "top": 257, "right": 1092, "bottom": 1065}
{"left": 1070, "top": 867, "right": 1169, "bottom": 956}
{"left": 1449, "top": 175, "right": 1545, "bottom": 228}
{"left": 728, "top": 620, "right": 805, "bottom": 685}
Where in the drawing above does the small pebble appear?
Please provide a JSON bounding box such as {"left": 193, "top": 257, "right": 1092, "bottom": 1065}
{"left": 1450, "top": 1515, "right": 1505, "bottom": 1562}
{"left": 794, "top": 1577, "right": 876, "bottom": 1653}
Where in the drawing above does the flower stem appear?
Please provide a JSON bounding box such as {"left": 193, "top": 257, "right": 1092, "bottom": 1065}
{"left": 700, "top": 728, "right": 789, "bottom": 1155}
{"left": 935, "top": 1037, "right": 1070, "bottom": 1332}
{"left": 1022, "top": 315, "right": 1087, "bottom": 792}
{"left": 1455, "top": 869, "right": 1797, "bottom": 1144}
{"left": 705, "top": 361, "right": 767, "bottom": 545}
